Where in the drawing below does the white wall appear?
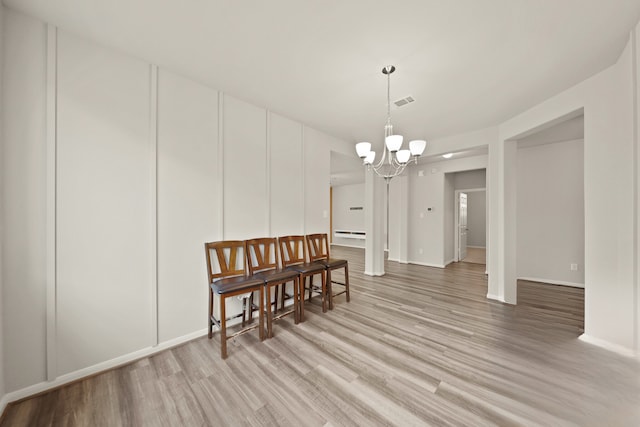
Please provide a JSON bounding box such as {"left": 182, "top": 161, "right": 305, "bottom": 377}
{"left": 56, "top": 28, "right": 155, "bottom": 377}
{"left": 270, "top": 112, "right": 304, "bottom": 237}
{"left": 517, "top": 139, "right": 584, "bottom": 287}
{"left": 0, "top": 2, "right": 5, "bottom": 400}
{"left": 406, "top": 155, "right": 488, "bottom": 267}
{"left": 0, "top": 10, "right": 345, "bottom": 401}
{"left": 1, "top": 9, "right": 47, "bottom": 392}
{"left": 223, "top": 95, "right": 268, "bottom": 240}
{"left": 331, "top": 183, "right": 365, "bottom": 248}
{"left": 453, "top": 169, "right": 486, "bottom": 190}
{"left": 443, "top": 174, "right": 455, "bottom": 264}
{"left": 156, "top": 69, "right": 219, "bottom": 343}
{"left": 303, "top": 127, "right": 331, "bottom": 235}
{"left": 466, "top": 191, "right": 486, "bottom": 247}
{"left": 492, "top": 28, "right": 639, "bottom": 353}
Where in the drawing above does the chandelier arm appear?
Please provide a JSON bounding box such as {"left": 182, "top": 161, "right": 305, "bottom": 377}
{"left": 372, "top": 144, "right": 387, "bottom": 169}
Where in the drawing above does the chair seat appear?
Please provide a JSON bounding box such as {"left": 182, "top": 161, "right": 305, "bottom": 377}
{"left": 255, "top": 268, "right": 299, "bottom": 283}
{"left": 318, "top": 258, "right": 347, "bottom": 269}
{"left": 286, "top": 262, "right": 325, "bottom": 275}
{"left": 211, "top": 276, "right": 264, "bottom": 295}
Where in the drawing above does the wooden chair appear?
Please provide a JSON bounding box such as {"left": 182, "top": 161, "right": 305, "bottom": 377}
{"left": 306, "top": 233, "right": 350, "bottom": 310}
{"left": 278, "top": 235, "right": 327, "bottom": 319}
{"left": 245, "top": 237, "right": 300, "bottom": 338}
{"left": 205, "top": 240, "right": 264, "bottom": 359}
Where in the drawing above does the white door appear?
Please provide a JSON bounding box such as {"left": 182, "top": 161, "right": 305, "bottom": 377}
{"left": 458, "top": 192, "right": 468, "bottom": 261}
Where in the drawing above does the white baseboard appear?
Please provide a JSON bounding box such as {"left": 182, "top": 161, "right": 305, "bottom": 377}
{"left": 518, "top": 276, "right": 584, "bottom": 288}
{"left": 330, "top": 243, "right": 365, "bottom": 249}
{"left": 443, "top": 258, "right": 455, "bottom": 266}
{"left": 579, "top": 334, "right": 638, "bottom": 359}
{"left": 486, "top": 293, "right": 505, "bottom": 302}
{"left": 466, "top": 245, "right": 486, "bottom": 249}
{"left": 387, "top": 258, "right": 409, "bottom": 264}
{"left": 364, "top": 270, "right": 385, "bottom": 276}
{"left": 0, "top": 394, "right": 10, "bottom": 418}
{"left": 0, "top": 328, "right": 208, "bottom": 413}
{"left": 408, "top": 260, "right": 446, "bottom": 269}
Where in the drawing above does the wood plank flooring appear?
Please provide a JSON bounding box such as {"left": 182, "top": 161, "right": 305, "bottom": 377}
{"left": 3, "top": 246, "right": 639, "bottom": 426}
{"left": 461, "top": 247, "right": 485, "bottom": 265}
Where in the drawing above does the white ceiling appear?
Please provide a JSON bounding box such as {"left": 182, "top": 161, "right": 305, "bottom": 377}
{"left": 6, "top": 0, "right": 640, "bottom": 149}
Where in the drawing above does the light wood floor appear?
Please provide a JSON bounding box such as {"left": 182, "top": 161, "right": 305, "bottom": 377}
{"left": 461, "top": 247, "right": 485, "bottom": 265}
{"left": 3, "top": 247, "right": 639, "bottom": 426}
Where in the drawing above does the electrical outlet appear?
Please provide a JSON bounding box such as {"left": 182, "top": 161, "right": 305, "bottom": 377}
{"left": 419, "top": 248, "right": 423, "bottom": 254}
{"left": 570, "top": 263, "right": 578, "bottom": 271}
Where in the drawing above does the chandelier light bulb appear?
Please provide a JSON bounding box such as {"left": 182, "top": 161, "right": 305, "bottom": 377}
{"left": 396, "top": 149, "right": 411, "bottom": 164}
{"left": 409, "top": 140, "right": 427, "bottom": 156}
{"left": 385, "top": 134, "right": 403, "bottom": 152}
{"left": 364, "top": 151, "right": 376, "bottom": 164}
{"left": 355, "top": 142, "right": 372, "bottom": 158}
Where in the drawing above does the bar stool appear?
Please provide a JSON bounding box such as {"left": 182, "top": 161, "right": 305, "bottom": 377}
{"left": 245, "top": 237, "right": 300, "bottom": 338}
{"left": 278, "top": 235, "right": 327, "bottom": 320}
{"left": 205, "top": 240, "right": 264, "bottom": 359}
{"left": 306, "top": 233, "right": 350, "bottom": 310}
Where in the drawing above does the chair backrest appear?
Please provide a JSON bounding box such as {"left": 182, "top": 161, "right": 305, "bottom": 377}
{"left": 204, "top": 240, "right": 247, "bottom": 283}
{"left": 306, "top": 233, "right": 330, "bottom": 262}
{"left": 278, "top": 235, "right": 308, "bottom": 267}
{"left": 245, "top": 237, "right": 279, "bottom": 275}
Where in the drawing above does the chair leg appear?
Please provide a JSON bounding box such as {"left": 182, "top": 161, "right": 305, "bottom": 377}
{"left": 280, "top": 283, "right": 286, "bottom": 313}
{"left": 220, "top": 295, "right": 227, "bottom": 359}
{"left": 258, "top": 287, "right": 265, "bottom": 341}
{"left": 266, "top": 285, "right": 273, "bottom": 338}
{"left": 308, "top": 275, "right": 313, "bottom": 301}
{"left": 299, "top": 274, "right": 305, "bottom": 322}
{"left": 248, "top": 293, "right": 254, "bottom": 323}
{"left": 208, "top": 289, "right": 214, "bottom": 339}
{"left": 241, "top": 297, "right": 247, "bottom": 327}
{"left": 345, "top": 264, "right": 350, "bottom": 302}
{"left": 321, "top": 272, "right": 327, "bottom": 313}
{"left": 293, "top": 277, "right": 300, "bottom": 324}
{"left": 327, "top": 269, "right": 334, "bottom": 310}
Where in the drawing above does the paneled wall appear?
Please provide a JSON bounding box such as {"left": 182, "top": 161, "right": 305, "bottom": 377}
{"left": 269, "top": 113, "right": 304, "bottom": 236}
{"left": 2, "top": 10, "right": 48, "bottom": 392}
{"left": 156, "top": 69, "right": 219, "bottom": 343}
{"left": 56, "top": 29, "right": 155, "bottom": 376}
{"left": 223, "top": 96, "right": 268, "bottom": 240}
{"left": 1, "top": 9, "right": 335, "bottom": 396}
{"left": 0, "top": 2, "right": 4, "bottom": 399}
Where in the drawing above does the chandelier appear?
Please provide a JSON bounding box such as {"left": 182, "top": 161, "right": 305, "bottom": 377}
{"left": 355, "top": 65, "right": 426, "bottom": 180}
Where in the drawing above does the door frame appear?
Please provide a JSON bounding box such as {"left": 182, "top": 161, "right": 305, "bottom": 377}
{"left": 454, "top": 187, "right": 486, "bottom": 262}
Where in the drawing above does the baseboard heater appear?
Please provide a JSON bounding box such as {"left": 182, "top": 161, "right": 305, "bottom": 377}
{"left": 334, "top": 230, "right": 366, "bottom": 240}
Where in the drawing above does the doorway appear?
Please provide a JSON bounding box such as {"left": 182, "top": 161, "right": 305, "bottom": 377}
{"left": 454, "top": 188, "right": 486, "bottom": 264}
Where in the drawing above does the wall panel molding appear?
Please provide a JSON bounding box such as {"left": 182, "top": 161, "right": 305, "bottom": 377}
{"left": 45, "top": 23, "right": 57, "bottom": 382}
{"left": 149, "top": 64, "right": 159, "bottom": 347}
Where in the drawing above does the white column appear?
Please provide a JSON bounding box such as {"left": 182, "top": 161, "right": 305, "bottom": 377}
{"left": 364, "top": 169, "right": 385, "bottom": 275}
{"left": 487, "top": 136, "right": 517, "bottom": 304}
{"left": 503, "top": 140, "right": 518, "bottom": 304}
{"left": 388, "top": 175, "right": 409, "bottom": 263}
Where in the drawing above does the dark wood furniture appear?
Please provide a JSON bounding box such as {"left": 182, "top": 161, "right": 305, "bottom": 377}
{"left": 205, "top": 240, "right": 264, "bottom": 359}
{"left": 245, "top": 237, "right": 300, "bottom": 338}
{"left": 306, "top": 233, "right": 350, "bottom": 310}
{"left": 278, "top": 235, "right": 327, "bottom": 319}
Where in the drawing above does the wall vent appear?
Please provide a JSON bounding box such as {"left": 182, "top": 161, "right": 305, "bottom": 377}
{"left": 394, "top": 96, "right": 415, "bottom": 108}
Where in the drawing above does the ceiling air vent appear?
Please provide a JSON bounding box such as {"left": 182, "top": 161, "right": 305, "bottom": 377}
{"left": 394, "top": 95, "right": 415, "bottom": 108}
